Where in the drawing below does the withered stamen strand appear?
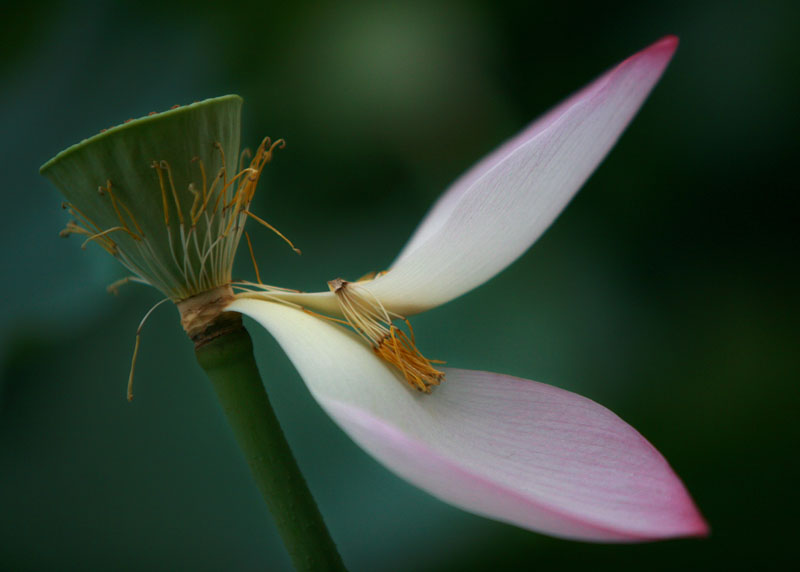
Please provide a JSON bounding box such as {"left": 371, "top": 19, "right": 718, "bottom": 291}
{"left": 210, "top": 170, "right": 227, "bottom": 215}
{"left": 192, "top": 156, "right": 208, "bottom": 203}
{"left": 64, "top": 202, "right": 105, "bottom": 234}
{"left": 98, "top": 181, "right": 130, "bottom": 235}
{"left": 238, "top": 147, "right": 253, "bottom": 174}
{"left": 127, "top": 297, "right": 169, "bottom": 402}
{"left": 107, "top": 275, "right": 149, "bottom": 295}
{"left": 60, "top": 220, "right": 92, "bottom": 238}
{"left": 113, "top": 193, "right": 146, "bottom": 238}
{"left": 244, "top": 231, "right": 262, "bottom": 284}
{"left": 231, "top": 281, "right": 301, "bottom": 294}
{"left": 244, "top": 210, "right": 301, "bottom": 255}
{"left": 101, "top": 180, "right": 143, "bottom": 240}
{"left": 159, "top": 160, "right": 185, "bottom": 226}
{"left": 81, "top": 226, "right": 137, "bottom": 249}
{"left": 214, "top": 141, "right": 228, "bottom": 188}
{"left": 223, "top": 167, "right": 257, "bottom": 212}
{"left": 151, "top": 161, "right": 171, "bottom": 225}
{"left": 188, "top": 183, "right": 202, "bottom": 223}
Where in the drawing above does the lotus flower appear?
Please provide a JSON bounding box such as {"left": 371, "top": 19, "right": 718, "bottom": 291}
{"left": 230, "top": 36, "right": 708, "bottom": 541}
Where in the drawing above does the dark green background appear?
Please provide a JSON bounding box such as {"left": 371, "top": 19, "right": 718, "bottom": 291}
{"left": 1, "top": 1, "right": 797, "bottom": 570}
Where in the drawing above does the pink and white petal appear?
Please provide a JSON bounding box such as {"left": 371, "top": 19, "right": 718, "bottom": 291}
{"left": 258, "top": 37, "right": 678, "bottom": 318}
{"left": 230, "top": 297, "right": 707, "bottom": 541}
{"left": 358, "top": 36, "right": 678, "bottom": 316}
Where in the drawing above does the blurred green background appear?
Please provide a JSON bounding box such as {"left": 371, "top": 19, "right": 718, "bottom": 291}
{"left": 1, "top": 0, "right": 797, "bottom": 570}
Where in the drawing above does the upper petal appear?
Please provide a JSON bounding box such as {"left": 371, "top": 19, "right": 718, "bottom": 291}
{"left": 360, "top": 36, "right": 678, "bottom": 315}
{"left": 230, "top": 297, "right": 707, "bottom": 542}
{"left": 262, "top": 37, "right": 678, "bottom": 318}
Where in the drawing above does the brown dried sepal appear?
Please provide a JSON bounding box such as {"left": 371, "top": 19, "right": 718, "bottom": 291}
{"left": 177, "top": 284, "right": 240, "bottom": 346}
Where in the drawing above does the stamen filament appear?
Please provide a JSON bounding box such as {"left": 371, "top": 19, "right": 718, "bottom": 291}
{"left": 127, "top": 297, "right": 170, "bottom": 401}
{"left": 244, "top": 211, "right": 302, "bottom": 255}
{"left": 107, "top": 275, "right": 150, "bottom": 295}
{"left": 210, "top": 170, "right": 227, "bottom": 215}
{"left": 231, "top": 281, "right": 301, "bottom": 293}
{"left": 214, "top": 141, "right": 228, "bottom": 187}
{"left": 81, "top": 226, "right": 137, "bottom": 249}
{"left": 99, "top": 180, "right": 144, "bottom": 240}
{"left": 244, "top": 231, "right": 262, "bottom": 284}
{"left": 238, "top": 148, "right": 253, "bottom": 172}
{"left": 64, "top": 202, "right": 105, "bottom": 234}
{"left": 151, "top": 161, "right": 171, "bottom": 225}
{"left": 159, "top": 160, "right": 185, "bottom": 226}
{"left": 114, "top": 193, "right": 146, "bottom": 238}
{"left": 99, "top": 181, "right": 131, "bottom": 235}
{"left": 188, "top": 183, "right": 202, "bottom": 223}
{"left": 192, "top": 156, "right": 208, "bottom": 203}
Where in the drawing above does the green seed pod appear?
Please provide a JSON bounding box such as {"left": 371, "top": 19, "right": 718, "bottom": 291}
{"left": 41, "top": 95, "right": 282, "bottom": 307}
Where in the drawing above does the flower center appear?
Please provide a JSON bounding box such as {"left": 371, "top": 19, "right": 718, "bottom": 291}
{"left": 328, "top": 278, "right": 444, "bottom": 393}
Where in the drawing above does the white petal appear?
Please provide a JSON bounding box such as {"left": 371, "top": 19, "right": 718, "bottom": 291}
{"left": 230, "top": 297, "right": 707, "bottom": 541}
{"left": 360, "top": 36, "right": 678, "bottom": 315}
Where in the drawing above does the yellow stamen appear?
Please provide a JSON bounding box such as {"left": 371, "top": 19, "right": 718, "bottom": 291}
{"left": 266, "top": 138, "right": 286, "bottom": 160}
{"left": 107, "top": 276, "right": 148, "bottom": 295}
{"left": 63, "top": 202, "right": 104, "bottom": 234}
{"left": 214, "top": 141, "right": 228, "bottom": 187}
{"left": 375, "top": 327, "right": 444, "bottom": 393}
{"left": 127, "top": 298, "right": 170, "bottom": 402}
{"left": 127, "top": 335, "right": 140, "bottom": 401}
{"left": 60, "top": 220, "right": 92, "bottom": 238}
{"left": 223, "top": 168, "right": 256, "bottom": 211}
{"left": 219, "top": 137, "right": 280, "bottom": 235}
{"left": 98, "top": 181, "right": 129, "bottom": 233}
{"left": 159, "top": 160, "right": 185, "bottom": 225}
{"left": 113, "top": 194, "right": 145, "bottom": 238}
{"left": 221, "top": 169, "right": 259, "bottom": 235}
{"left": 61, "top": 217, "right": 118, "bottom": 255}
{"left": 210, "top": 170, "right": 227, "bottom": 215}
{"left": 244, "top": 210, "right": 302, "bottom": 255}
{"left": 244, "top": 231, "right": 262, "bottom": 284}
{"left": 192, "top": 166, "right": 222, "bottom": 225}
{"left": 98, "top": 180, "right": 143, "bottom": 240}
{"left": 151, "top": 161, "right": 171, "bottom": 225}
{"left": 188, "top": 182, "right": 202, "bottom": 223}
{"left": 191, "top": 156, "right": 208, "bottom": 203}
{"left": 81, "top": 225, "right": 138, "bottom": 249}
{"left": 329, "top": 279, "right": 444, "bottom": 392}
{"left": 239, "top": 148, "right": 253, "bottom": 172}
{"left": 231, "top": 281, "right": 301, "bottom": 294}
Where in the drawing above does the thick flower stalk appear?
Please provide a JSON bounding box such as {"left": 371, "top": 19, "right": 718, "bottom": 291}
{"left": 232, "top": 36, "right": 709, "bottom": 541}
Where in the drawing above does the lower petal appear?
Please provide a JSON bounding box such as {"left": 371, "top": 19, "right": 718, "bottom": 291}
{"left": 230, "top": 298, "right": 708, "bottom": 541}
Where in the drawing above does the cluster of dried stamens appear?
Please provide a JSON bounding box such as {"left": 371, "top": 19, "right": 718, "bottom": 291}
{"left": 237, "top": 277, "right": 444, "bottom": 393}
{"left": 60, "top": 137, "right": 293, "bottom": 301}
{"left": 327, "top": 278, "right": 444, "bottom": 393}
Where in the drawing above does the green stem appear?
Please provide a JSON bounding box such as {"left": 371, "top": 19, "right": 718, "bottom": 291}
{"left": 194, "top": 316, "right": 346, "bottom": 572}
